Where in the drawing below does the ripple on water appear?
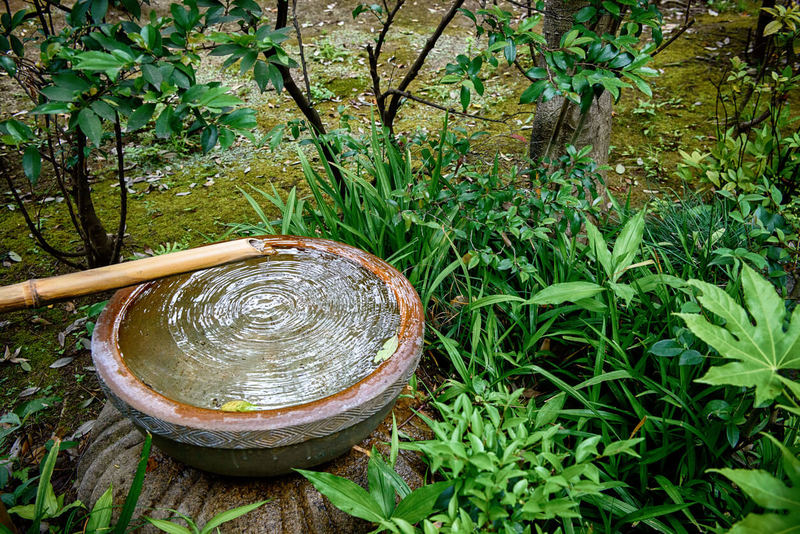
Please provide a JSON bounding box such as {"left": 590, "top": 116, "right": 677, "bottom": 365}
{"left": 117, "top": 248, "right": 401, "bottom": 410}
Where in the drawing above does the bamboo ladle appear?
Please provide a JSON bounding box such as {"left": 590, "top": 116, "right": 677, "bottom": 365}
{"left": 0, "top": 238, "right": 278, "bottom": 314}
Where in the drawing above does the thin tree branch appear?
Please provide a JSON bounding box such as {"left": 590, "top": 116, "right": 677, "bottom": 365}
{"left": 0, "top": 160, "right": 83, "bottom": 266}
{"left": 384, "top": 0, "right": 467, "bottom": 129}
{"left": 384, "top": 89, "right": 507, "bottom": 124}
{"left": 366, "top": 45, "right": 385, "bottom": 120}
{"left": 290, "top": 0, "right": 312, "bottom": 102}
{"left": 272, "top": 1, "right": 327, "bottom": 137}
{"left": 29, "top": 0, "right": 51, "bottom": 38}
{"left": 366, "top": 0, "right": 405, "bottom": 122}
{"left": 735, "top": 109, "right": 770, "bottom": 135}
{"left": 273, "top": 0, "right": 349, "bottom": 195}
{"left": 112, "top": 117, "right": 126, "bottom": 263}
{"left": 73, "top": 130, "right": 99, "bottom": 263}
{"left": 652, "top": 18, "right": 695, "bottom": 58}
{"left": 43, "top": 115, "right": 83, "bottom": 244}
{"left": 374, "top": 0, "right": 404, "bottom": 61}
{"left": 526, "top": 0, "right": 536, "bottom": 61}
{"left": 28, "top": 0, "right": 70, "bottom": 14}
{"left": 513, "top": 59, "right": 536, "bottom": 82}
{"left": 276, "top": 0, "right": 288, "bottom": 28}
{"left": 736, "top": 53, "right": 770, "bottom": 122}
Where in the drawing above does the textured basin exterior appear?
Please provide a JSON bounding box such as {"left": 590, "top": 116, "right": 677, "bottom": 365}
{"left": 91, "top": 236, "right": 424, "bottom": 476}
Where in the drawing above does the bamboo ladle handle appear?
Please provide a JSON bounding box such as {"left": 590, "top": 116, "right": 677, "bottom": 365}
{"left": 0, "top": 238, "right": 277, "bottom": 314}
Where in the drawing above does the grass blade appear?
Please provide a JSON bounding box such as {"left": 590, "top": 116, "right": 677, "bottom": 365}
{"left": 113, "top": 433, "right": 152, "bottom": 534}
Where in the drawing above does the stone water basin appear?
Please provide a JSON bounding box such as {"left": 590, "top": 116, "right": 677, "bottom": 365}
{"left": 91, "top": 236, "right": 423, "bottom": 476}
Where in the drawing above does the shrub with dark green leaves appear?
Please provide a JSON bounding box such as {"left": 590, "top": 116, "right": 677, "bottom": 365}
{"left": 0, "top": 0, "right": 282, "bottom": 267}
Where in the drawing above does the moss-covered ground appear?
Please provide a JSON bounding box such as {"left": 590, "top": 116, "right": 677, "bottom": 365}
{"left": 0, "top": 0, "right": 778, "bottom": 470}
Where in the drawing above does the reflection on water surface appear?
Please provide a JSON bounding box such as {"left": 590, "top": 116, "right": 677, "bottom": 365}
{"left": 118, "top": 248, "right": 400, "bottom": 410}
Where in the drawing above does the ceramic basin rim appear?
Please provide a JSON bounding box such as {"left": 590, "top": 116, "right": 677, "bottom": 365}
{"left": 91, "top": 235, "right": 424, "bottom": 433}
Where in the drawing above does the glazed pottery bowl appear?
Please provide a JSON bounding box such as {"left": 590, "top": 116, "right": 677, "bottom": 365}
{"left": 91, "top": 236, "right": 423, "bottom": 476}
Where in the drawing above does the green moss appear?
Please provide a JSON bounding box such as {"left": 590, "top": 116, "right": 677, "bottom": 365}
{"left": 606, "top": 11, "right": 758, "bottom": 202}
{"left": 325, "top": 77, "right": 368, "bottom": 95}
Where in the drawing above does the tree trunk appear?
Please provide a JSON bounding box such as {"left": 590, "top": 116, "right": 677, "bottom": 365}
{"left": 528, "top": 0, "right": 613, "bottom": 170}
{"left": 529, "top": 92, "right": 613, "bottom": 166}
{"left": 74, "top": 131, "right": 115, "bottom": 267}
{"left": 751, "top": 0, "right": 775, "bottom": 65}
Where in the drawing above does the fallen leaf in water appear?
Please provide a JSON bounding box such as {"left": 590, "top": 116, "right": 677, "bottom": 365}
{"left": 373, "top": 334, "right": 399, "bottom": 364}
{"left": 220, "top": 400, "right": 258, "bottom": 412}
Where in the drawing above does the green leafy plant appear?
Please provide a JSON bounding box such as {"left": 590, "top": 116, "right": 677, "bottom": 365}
{"left": 6, "top": 439, "right": 82, "bottom": 533}
{"left": 403, "top": 388, "right": 641, "bottom": 532}
{"left": 231, "top": 115, "right": 798, "bottom": 531}
{"left": 671, "top": 263, "right": 800, "bottom": 532}
{"left": 298, "top": 442, "right": 449, "bottom": 533}
{"left": 710, "top": 436, "right": 800, "bottom": 533}
{"left": 145, "top": 500, "right": 268, "bottom": 534}
{"left": 677, "top": 263, "right": 800, "bottom": 405}
{"left": 1, "top": 433, "right": 151, "bottom": 534}
{"left": 1, "top": 397, "right": 60, "bottom": 493}
{"left": 0, "top": 397, "right": 60, "bottom": 453}
{"left": 445, "top": 0, "right": 661, "bottom": 160}
{"left": 676, "top": 48, "right": 800, "bottom": 230}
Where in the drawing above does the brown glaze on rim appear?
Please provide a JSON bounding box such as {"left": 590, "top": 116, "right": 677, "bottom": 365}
{"left": 91, "top": 236, "right": 423, "bottom": 434}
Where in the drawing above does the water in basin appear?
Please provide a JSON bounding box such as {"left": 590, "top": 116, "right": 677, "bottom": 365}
{"left": 117, "top": 247, "right": 401, "bottom": 410}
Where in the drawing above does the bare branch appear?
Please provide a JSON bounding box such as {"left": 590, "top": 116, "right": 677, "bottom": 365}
{"left": 735, "top": 109, "right": 770, "bottom": 135}
{"left": 385, "top": 88, "right": 507, "bottom": 124}
{"left": 112, "top": 117, "right": 127, "bottom": 264}
{"left": 291, "top": 0, "right": 312, "bottom": 102}
{"left": 513, "top": 59, "right": 537, "bottom": 82}
{"left": 374, "top": 0, "right": 404, "bottom": 61}
{"left": 652, "top": 18, "right": 695, "bottom": 58}
{"left": 384, "top": 0, "right": 467, "bottom": 130}
{"left": 0, "top": 160, "right": 83, "bottom": 267}
{"left": 43, "top": 115, "right": 84, "bottom": 244}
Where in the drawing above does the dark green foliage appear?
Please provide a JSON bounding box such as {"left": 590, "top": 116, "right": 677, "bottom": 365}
{"left": 248, "top": 117, "right": 799, "bottom": 532}
{"left": 0, "top": 0, "right": 271, "bottom": 266}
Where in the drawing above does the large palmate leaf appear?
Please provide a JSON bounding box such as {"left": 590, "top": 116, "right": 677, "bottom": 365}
{"left": 677, "top": 264, "right": 800, "bottom": 405}
{"left": 728, "top": 512, "right": 800, "bottom": 533}
{"left": 710, "top": 442, "right": 800, "bottom": 533}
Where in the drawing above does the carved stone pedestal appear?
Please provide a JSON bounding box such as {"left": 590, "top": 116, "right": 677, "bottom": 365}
{"left": 77, "top": 395, "right": 433, "bottom": 533}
